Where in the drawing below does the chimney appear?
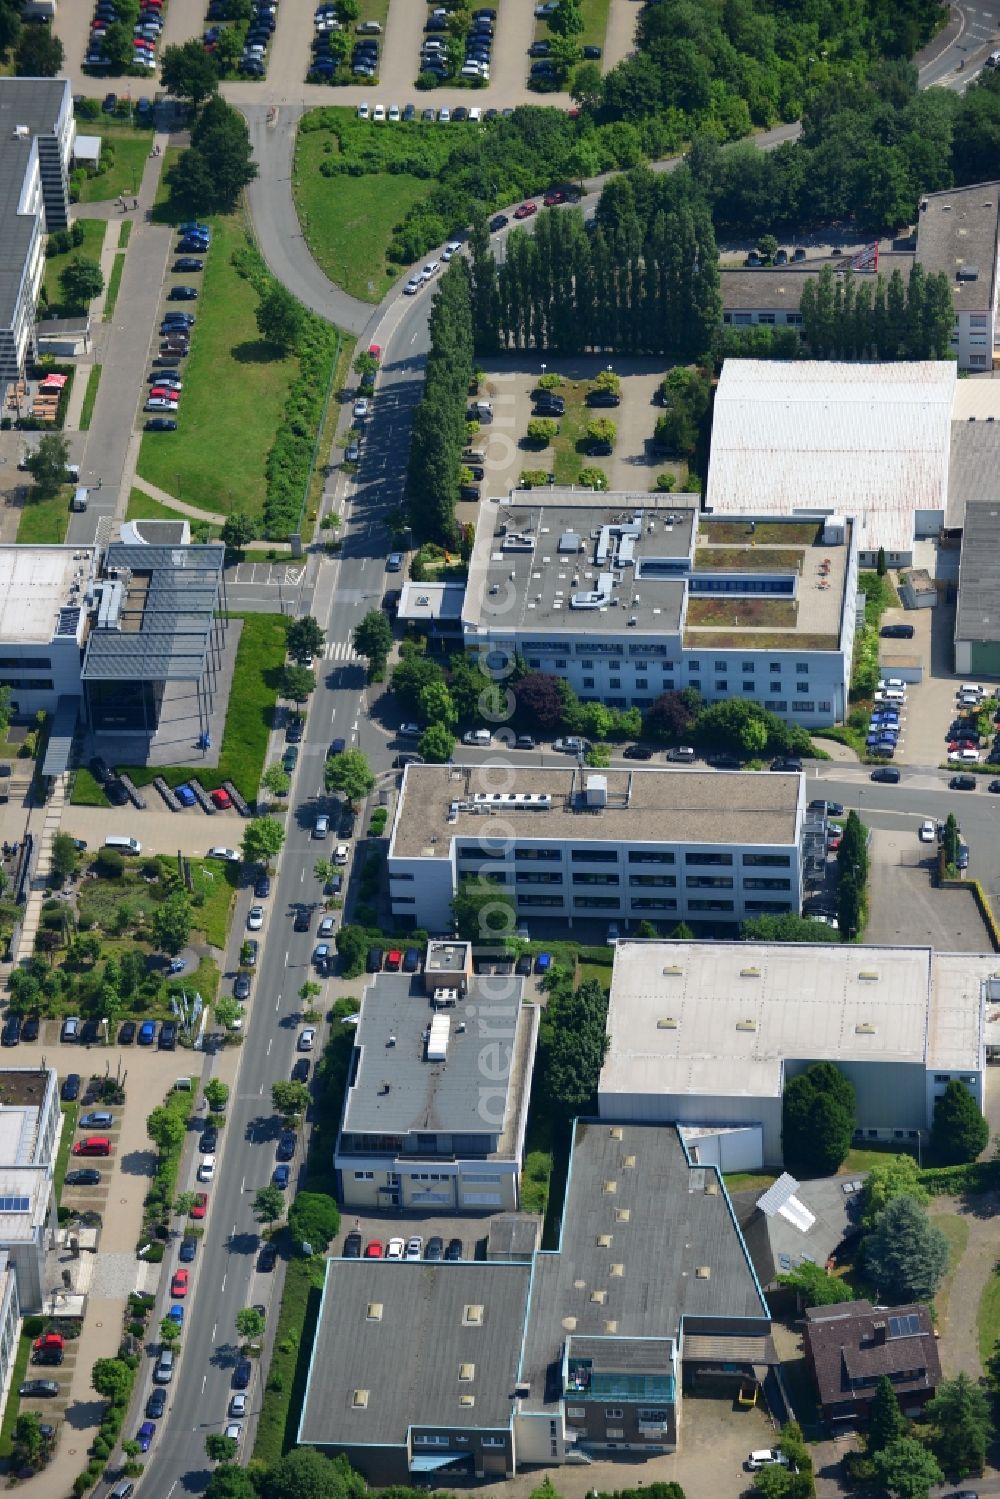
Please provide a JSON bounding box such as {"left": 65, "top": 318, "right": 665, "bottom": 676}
{"left": 872, "top": 1321, "right": 887, "bottom": 1345}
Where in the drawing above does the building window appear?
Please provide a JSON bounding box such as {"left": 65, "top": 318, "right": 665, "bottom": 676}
{"left": 580, "top": 660, "right": 593, "bottom": 670}
{"left": 757, "top": 312, "right": 775, "bottom": 325}
{"left": 567, "top": 1407, "right": 585, "bottom": 1420}
{"left": 631, "top": 897, "right": 677, "bottom": 910}
{"left": 769, "top": 662, "right": 781, "bottom": 672}
{"left": 515, "top": 848, "right": 561, "bottom": 861}
{"left": 582, "top": 678, "right": 595, "bottom": 689}
{"left": 610, "top": 679, "right": 621, "bottom": 690}
{"left": 744, "top": 899, "right": 791, "bottom": 912}
{"left": 629, "top": 875, "right": 677, "bottom": 887}
{"left": 414, "top": 1435, "right": 450, "bottom": 1447}
{"left": 572, "top": 873, "right": 620, "bottom": 886}
{"left": 770, "top": 682, "right": 781, "bottom": 694}
{"left": 970, "top": 354, "right": 987, "bottom": 366}
{"left": 639, "top": 1409, "right": 668, "bottom": 1422}
{"left": 606, "top": 1428, "right": 625, "bottom": 1439}
{"left": 354, "top": 1171, "right": 374, "bottom": 1180}
{"left": 555, "top": 659, "right": 567, "bottom": 668}
{"left": 685, "top": 852, "right": 732, "bottom": 866}
{"left": 688, "top": 898, "right": 735, "bottom": 912}
{"left": 818, "top": 700, "right": 832, "bottom": 713}
{"left": 636, "top": 679, "right": 648, "bottom": 691}
{"left": 743, "top": 854, "right": 790, "bottom": 867}
{"left": 796, "top": 682, "right": 809, "bottom": 694}
{"left": 527, "top": 659, "right": 541, "bottom": 669}
{"left": 482, "top": 1437, "right": 506, "bottom": 1449}
{"left": 572, "top": 850, "right": 619, "bottom": 863}
{"left": 688, "top": 660, "right": 699, "bottom": 671}
{"left": 764, "top": 700, "right": 787, "bottom": 712}
{"left": 742, "top": 681, "right": 754, "bottom": 692}
{"left": 573, "top": 896, "right": 621, "bottom": 909}
{"left": 628, "top": 851, "right": 675, "bottom": 864}
{"left": 686, "top": 875, "right": 734, "bottom": 889}
{"left": 605, "top": 1409, "right": 624, "bottom": 1419}
{"left": 792, "top": 701, "right": 814, "bottom": 713}
{"left": 795, "top": 662, "right": 808, "bottom": 673}
{"left": 517, "top": 894, "right": 563, "bottom": 906}
{"left": 744, "top": 878, "right": 791, "bottom": 891}
{"left": 393, "top": 896, "right": 416, "bottom": 905}
{"left": 741, "top": 661, "right": 755, "bottom": 673}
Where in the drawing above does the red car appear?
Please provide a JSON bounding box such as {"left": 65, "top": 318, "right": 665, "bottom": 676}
{"left": 367, "top": 344, "right": 381, "bottom": 363}
{"left": 385, "top": 950, "right": 402, "bottom": 971}
{"left": 191, "top": 1192, "right": 208, "bottom": 1219}
{"left": 211, "top": 788, "right": 232, "bottom": 810}
{"left": 513, "top": 201, "right": 537, "bottom": 219}
{"left": 543, "top": 190, "right": 566, "bottom": 206}
{"left": 171, "top": 1268, "right": 189, "bottom": 1298}
{"left": 364, "top": 1240, "right": 383, "bottom": 1258}
{"left": 149, "top": 387, "right": 180, "bottom": 402}
{"left": 33, "top": 1333, "right": 64, "bottom": 1354}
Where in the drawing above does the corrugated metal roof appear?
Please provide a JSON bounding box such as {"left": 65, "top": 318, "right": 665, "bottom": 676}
{"left": 706, "top": 360, "right": 956, "bottom": 556}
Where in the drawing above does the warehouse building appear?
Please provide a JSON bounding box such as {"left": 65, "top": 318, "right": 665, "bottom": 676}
{"left": 598, "top": 942, "right": 991, "bottom": 1171}
{"left": 462, "top": 493, "right": 857, "bottom": 729}
{"left": 334, "top": 942, "right": 537, "bottom": 1213}
{"left": 299, "top": 1122, "right": 772, "bottom": 1482}
{"left": 387, "top": 764, "right": 810, "bottom": 933}
{"left": 916, "top": 182, "right": 1000, "bottom": 373}
{"left": 953, "top": 500, "right": 1000, "bottom": 676}
{"left": 705, "top": 361, "right": 956, "bottom": 566}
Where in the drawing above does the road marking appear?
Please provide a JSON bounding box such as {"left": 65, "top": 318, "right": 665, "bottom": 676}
{"left": 285, "top": 951, "right": 289, "bottom": 963}
{"left": 267, "top": 1038, "right": 272, "bottom": 1056}
{"left": 241, "top": 1176, "right": 245, "bottom": 1192}
{"left": 201, "top": 1374, "right": 207, "bottom": 1393}
{"left": 212, "top": 1322, "right": 217, "bottom": 1340}
{"left": 221, "top": 1274, "right": 226, "bottom": 1292}
{"left": 300, "top": 869, "right": 305, "bottom": 882}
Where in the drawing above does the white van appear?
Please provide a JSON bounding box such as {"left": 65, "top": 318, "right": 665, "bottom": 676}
{"left": 462, "top": 728, "right": 491, "bottom": 746}
{"left": 104, "top": 835, "right": 141, "bottom": 855}
{"left": 959, "top": 684, "right": 983, "bottom": 700}
{"left": 71, "top": 487, "right": 88, "bottom": 512}
{"left": 876, "top": 688, "right": 905, "bottom": 705}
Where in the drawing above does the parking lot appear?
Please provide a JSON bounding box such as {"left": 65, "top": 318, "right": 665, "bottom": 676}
{"left": 333, "top": 1209, "right": 506, "bottom": 1263}
{"left": 865, "top": 828, "right": 994, "bottom": 950}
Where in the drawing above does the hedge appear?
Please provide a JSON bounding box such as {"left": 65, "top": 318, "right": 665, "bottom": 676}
{"left": 917, "top": 1159, "right": 1000, "bottom": 1196}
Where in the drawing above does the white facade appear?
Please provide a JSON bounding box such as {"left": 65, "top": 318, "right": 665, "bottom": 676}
{"left": 599, "top": 943, "right": 989, "bottom": 1170}
{"left": 387, "top": 765, "right": 807, "bottom": 933}
{"left": 0, "top": 547, "right": 97, "bottom": 717}
{"left": 0, "top": 1069, "right": 61, "bottom": 1313}
{"left": 0, "top": 1253, "right": 21, "bottom": 1438}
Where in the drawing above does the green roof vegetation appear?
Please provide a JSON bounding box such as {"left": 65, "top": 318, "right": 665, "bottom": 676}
{"left": 684, "top": 631, "right": 840, "bottom": 651}
{"left": 694, "top": 547, "right": 804, "bottom": 572}
{"left": 700, "top": 520, "right": 823, "bottom": 546}
{"left": 685, "top": 598, "right": 797, "bottom": 629}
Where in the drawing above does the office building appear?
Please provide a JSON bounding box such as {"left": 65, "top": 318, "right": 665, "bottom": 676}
{"left": 0, "top": 1068, "right": 61, "bottom": 1313}
{"left": 598, "top": 942, "right": 991, "bottom": 1171}
{"left": 387, "top": 764, "right": 809, "bottom": 933}
{"left": 334, "top": 942, "right": 537, "bottom": 1213}
{"left": 462, "top": 493, "right": 857, "bottom": 728}
{"left": 0, "top": 1253, "right": 21, "bottom": 1437}
{"left": 299, "top": 1122, "right": 772, "bottom": 1482}
{"left": 0, "top": 79, "right": 75, "bottom": 402}
{"left": 915, "top": 182, "right": 1000, "bottom": 372}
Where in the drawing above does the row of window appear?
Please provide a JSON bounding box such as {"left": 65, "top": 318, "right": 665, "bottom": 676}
{"left": 510, "top": 893, "right": 792, "bottom": 913}
{"left": 455, "top": 851, "right": 792, "bottom": 869}
{"left": 530, "top": 656, "right": 819, "bottom": 675}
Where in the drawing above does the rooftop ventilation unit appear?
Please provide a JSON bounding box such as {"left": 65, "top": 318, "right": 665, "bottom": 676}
{"left": 855, "top": 1022, "right": 876, "bottom": 1035}
{"left": 610, "top": 1263, "right": 624, "bottom": 1278}
{"left": 583, "top": 774, "right": 607, "bottom": 808}
{"left": 366, "top": 1303, "right": 383, "bottom": 1322}
{"left": 427, "top": 1014, "right": 451, "bottom": 1061}
{"left": 558, "top": 531, "right": 581, "bottom": 553}
{"left": 602, "top": 1179, "right": 617, "bottom": 1194}
{"left": 463, "top": 1304, "right": 484, "bottom": 1327}
{"left": 570, "top": 572, "right": 614, "bottom": 610}
{"left": 657, "top": 1017, "right": 678, "bottom": 1029}
{"left": 609, "top": 1126, "right": 623, "bottom": 1140}
{"left": 459, "top": 1363, "right": 475, "bottom": 1381}
{"left": 957, "top": 264, "right": 980, "bottom": 281}
{"left": 459, "top": 1395, "right": 475, "bottom": 1408}
{"left": 614, "top": 1208, "right": 630, "bottom": 1223}
{"left": 597, "top": 1233, "right": 613, "bottom": 1247}
{"left": 352, "top": 1390, "right": 369, "bottom": 1409}
{"left": 740, "top": 966, "right": 761, "bottom": 977}
{"left": 736, "top": 1019, "right": 757, "bottom": 1032}
{"left": 695, "top": 1266, "right": 711, "bottom": 1280}
{"left": 432, "top": 988, "right": 459, "bottom": 1009}
{"left": 662, "top": 965, "right": 682, "bottom": 976}
{"left": 590, "top": 1289, "right": 607, "bottom": 1304}
{"left": 858, "top": 971, "right": 880, "bottom": 981}
{"left": 471, "top": 792, "right": 552, "bottom": 810}
{"left": 623, "top": 1154, "right": 636, "bottom": 1169}
{"left": 12, "top": 125, "right": 28, "bottom": 140}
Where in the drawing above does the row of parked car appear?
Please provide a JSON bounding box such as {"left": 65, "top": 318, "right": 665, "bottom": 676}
{"left": 354, "top": 1231, "right": 464, "bottom": 1260}
{"left": 420, "top": 3, "right": 496, "bottom": 84}
{"left": 145, "top": 225, "right": 209, "bottom": 430}
{"left": 86, "top": 0, "right": 164, "bottom": 71}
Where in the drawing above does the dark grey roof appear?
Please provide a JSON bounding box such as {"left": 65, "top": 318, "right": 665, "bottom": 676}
{"left": 0, "top": 81, "right": 69, "bottom": 328}
{"left": 129, "top": 520, "right": 189, "bottom": 546}
{"left": 487, "top": 1214, "right": 540, "bottom": 1259}
{"left": 946, "top": 420, "right": 1000, "bottom": 529}
{"left": 81, "top": 543, "right": 225, "bottom": 683}
{"left": 341, "top": 974, "right": 523, "bottom": 1142}
{"left": 298, "top": 1259, "right": 532, "bottom": 1447}
{"left": 956, "top": 500, "right": 1000, "bottom": 644}
{"left": 35, "top": 315, "right": 90, "bottom": 336}
{"left": 518, "top": 1122, "right": 768, "bottom": 1409}
{"left": 916, "top": 183, "right": 1000, "bottom": 307}
{"left": 805, "top": 1299, "right": 940, "bottom": 1407}
{"left": 721, "top": 256, "right": 915, "bottom": 313}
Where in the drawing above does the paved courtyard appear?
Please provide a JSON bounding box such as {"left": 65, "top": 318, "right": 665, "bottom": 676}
{"left": 865, "top": 828, "right": 994, "bottom": 950}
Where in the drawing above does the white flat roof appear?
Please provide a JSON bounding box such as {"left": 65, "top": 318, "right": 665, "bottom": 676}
{"left": 0, "top": 546, "right": 95, "bottom": 643}
{"left": 0, "top": 1167, "right": 48, "bottom": 1241}
{"left": 600, "top": 941, "right": 990, "bottom": 1103}
{"left": 706, "top": 360, "right": 956, "bottom": 556}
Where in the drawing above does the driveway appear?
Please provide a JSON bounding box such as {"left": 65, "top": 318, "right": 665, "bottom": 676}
{"left": 61, "top": 803, "right": 247, "bottom": 857}
{"left": 864, "top": 828, "right": 994, "bottom": 950}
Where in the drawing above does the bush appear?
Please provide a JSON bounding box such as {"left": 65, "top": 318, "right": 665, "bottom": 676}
{"left": 526, "top": 417, "right": 558, "bottom": 445}
{"left": 95, "top": 848, "right": 124, "bottom": 878}
{"left": 519, "top": 469, "right": 550, "bottom": 488}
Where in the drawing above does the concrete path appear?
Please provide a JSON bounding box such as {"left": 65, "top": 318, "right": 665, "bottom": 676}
{"left": 602, "top": 0, "right": 640, "bottom": 70}
{"left": 12, "top": 772, "right": 69, "bottom": 968}
{"left": 128, "top": 476, "right": 294, "bottom": 551}
{"left": 931, "top": 1191, "right": 1000, "bottom": 1380}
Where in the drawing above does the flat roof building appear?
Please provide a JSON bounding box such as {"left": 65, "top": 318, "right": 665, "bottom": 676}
{"left": 300, "top": 1122, "right": 772, "bottom": 1483}
{"left": 705, "top": 360, "right": 956, "bottom": 565}
{"left": 0, "top": 1068, "right": 60, "bottom": 1312}
{"left": 954, "top": 501, "right": 1000, "bottom": 677}
{"left": 599, "top": 942, "right": 992, "bottom": 1170}
{"left": 335, "top": 961, "right": 537, "bottom": 1214}
{"left": 916, "top": 182, "right": 1000, "bottom": 374}
{"left": 0, "top": 80, "right": 75, "bottom": 399}
{"left": 461, "top": 492, "right": 857, "bottom": 728}
{"left": 387, "top": 764, "right": 810, "bottom": 934}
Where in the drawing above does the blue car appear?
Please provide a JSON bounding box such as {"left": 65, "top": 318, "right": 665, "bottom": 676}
{"left": 168, "top": 1303, "right": 184, "bottom": 1325}
{"left": 273, "top": 1163, "right": 290, "bottom": 1189}
{"left": 137, "top": 1420, "right": 156, "bottom": 1453}
{"left": 175, "top": 783, "right": 196, "bottom": 807}
{"left": 138, "top": 1020, "right": 156, "bottom": 1046}
{"left": 535, "top": 952, "right": 552, "bottom": 974}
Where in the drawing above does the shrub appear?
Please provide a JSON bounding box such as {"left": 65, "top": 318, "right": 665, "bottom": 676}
{"left": 96, "top": 848, "right": 124, "bottom": 878}
{"left": 526, "top": 417, "right": 558, "bottom": 445}
{"left": 519, "top": 469, "right": 550, "bottom": 488}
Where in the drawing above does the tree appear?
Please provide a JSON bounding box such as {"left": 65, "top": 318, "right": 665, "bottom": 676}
{"left": 644, "top": 688, "right": 701, "bottom": 741}
{"left": 695, "top": 698, "right": 771, "bottom": 755}
{"left": 541, "top": 976, "right": 609, "bottom": 1116}
{"left": 514, "top": 672, "right": 571, "bottom": 732}
{"left": 256, "top": 281, "right": 305, "bottom": 354}
{"left": 335, "top": 924, "right": 370, "bottom": 978}
{"left": 861, "top": 1154, "right": 928, "bottom": 1231}
{"left": 452, "top": 877, "right": 516, "bottom": 942}
{"left": 353, "top": 609, "right": 393, "bottom": 675}
{"left": 271, "top": 1080, "right": 311, "bottom": 1121}
{"left": 15, "top": 24, "right": 63, "bottom": 75}
{"left": 160, "top": 1315, "right": 181, "bottom": 1343}
{"left": 235, "top": 1305, "right": 265, "bottom": 1341}
{"left": 778, "top": 1259, "right": 852, "bottom": 1307}
{"left": 324, "top": 747, "right": 374, "bottom": 806}
{"left": 782, "top": 1061, "right": 856, "bottom": 1177}
{"left": 147, "top": 1104, "right": 187, "bottom": 1154}
{"left": 221, "top": 512, "right": 256, "bottom": 551}
{"left": 13, "top": 1412, "right": 46, "bottom": 1467}
{"left": 742, "top": 913, "right": 840, "bottom": 943}
{"left": 526, "top": 417, "right": 559, "bottom": 445}
{"left": 189, "top": 96, "right": 257, "bottom": 212}
{"left": 872, "top": 1438, "right": 943, "bottom": 1499}
{"left": 419, "top": 722, "right": 455, "bottom": 762}
{"left": 161, "top": 38, "right": 220, "bottom": 105}
{"left": 242, "top": 815, "right": 286, "bottom": 866}
{"left": 869, "top": 1374, "right": 908, "bottom": 1454}
{"left": 24, "top": 432, "right": 70, "bottom": 501}
{"left": 570, "top": 59, "right": 603, "bottom": 111}
{"left": 253, "top": 1185, "right": 285, "bottom": 1224}
{"left": 925, "top": 1373, "right": 992, "bottom": 1478}
{"left": 418, "top": 678, "right": 457, "bottom": 730}
{"left": 549, "top": 0, "right": 583, "bottom": 35}
{"left": 391, "top": 651, "right": 444, "bottom": 713}
{"left": 942, "top": 812, "right": 960, "bottom": 870}
{"left": 152, "top": 892, "right": 193, "bottom": 956}
{"left": 206, "top": 1468, "right": 259, "bottom": 1499}
{"left": 877, "top": 546, "right": 887, "bottom": 577}
{"left": 58, "top": 257, "right": 104, "bottom": 310}
{"left": 204, "top": 1079, "right": 229, "bottom": 1112}
{"left": 50, "top": 833, "right": 80, "bottom": 884}
{"left": 864, "top": 1194, "right": 949, "bottom": 1302}
{"left": 932, "top": 1080, "right": 988, "bottom": 1165}
{"left": 286, "top": 616, "right": 325, "bottom": 663}
{"left": 205, "top": 1432, "right": 239, "bottom": 1463}
{"left": 288, "top": 1190, "right": 340, "bottom": 1250}
{"left": 263, "top": 1448, "right": 365, "bottom": 1499}
{"left": 214, "top": 995, "right": 242, "bottom": 1031}
{"left": 92, "top": 1357, "right": 133, "bottom": 1402}
{"left": 282, "top": 664, "right": 316, "bottom": 702}
{"left": 261, "top": 763, "right": 291, "bottom": 798}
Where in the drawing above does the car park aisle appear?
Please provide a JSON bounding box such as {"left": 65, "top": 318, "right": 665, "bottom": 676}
{"left": 488, "top": 0, "right": 535, "bottom": 99}
{"left": 159, "top": 0, "right": 208, "bottom": 57}
{"left": 376, "top": 0, "right": 424, "bottom": 100}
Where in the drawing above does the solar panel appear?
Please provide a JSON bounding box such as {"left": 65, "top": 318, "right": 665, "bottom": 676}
{"left": 0, "top": 1196, "right": 30, "bottom": 1212}
{"left": 888, "top": 1313, "right": 921, "bottom": 1338}
{"left": 756, "top": 1172, "right": 800, "bottom": 1217}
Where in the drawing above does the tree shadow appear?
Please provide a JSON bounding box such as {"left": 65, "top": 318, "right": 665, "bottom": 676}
{"left": 231, "top": 339, "right": 286, "bottom": 366}
{"left": 118, "top": 1148, "right": 158, "bottom": 1177}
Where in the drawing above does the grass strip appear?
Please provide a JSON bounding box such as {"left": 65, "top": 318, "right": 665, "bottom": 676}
{"left": 76, "top": 126, "right": 151, "bottom": 205}
{"left": 53, "top": 1103, "right": 79, "bottom": 1202}
{"left": 79, "top": 365, "right": 102, "bottom": 429}
{"left": 104, "top": 254, "right": 125, "bottom": 321}
{"left": 15, "top": 490, "right": 69, "bottom": 544}
{"left": 118, "top": 219, "right": 132, "bottom": 250}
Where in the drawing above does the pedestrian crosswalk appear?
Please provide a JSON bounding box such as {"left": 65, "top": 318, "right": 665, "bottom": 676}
{"left": 326, "top": 639, "right": 360, "bottom": 662}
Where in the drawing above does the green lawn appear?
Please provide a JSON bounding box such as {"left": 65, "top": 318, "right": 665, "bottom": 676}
{"left": 978, "top": 1265, "right": 1000, "bottom": 1376}
{"left": 137, "top": 215, "right": 299, "bottom": 519}
{"left": 533, "top": 0, "right": 610, "bottom": 51}
{"left": 253, "top": 1253, "right": 326, "bottom": 1465}
{"left": 189, "top": 860, "right": 238, "bottom": 948}
{"left": 79, "top": 365, "right": 102, "bottom": 429}
{"left": 16, "top": 489, "right": 69, "bottom": 544}
{"left": 42, "top": 219, "right": 107, "bottom": 315}
{"left": 521, "top": 1110, "right": 554, "bottom": 1216}
{"left": 53, "top": 1103, "right": 79, "bottom": 1202}
{"left": 724, "top": 1171, "right": 778, "bottom": 1194}
{"left": 291, "top": 154, "right": 430, "bottom": 303}
{"left": 104, "top": 253, "right": 125, "bottom": 319}
{"left": 550, "top": 383, "right": 591, "bottom": 485}
{"left": 933, "top": 1211, "right": 970, "bottom": 1332}
{"left": 0, "top": 1333, "right": 34, "bottom": 1458}
{"left": 76, "top": 126, "right": 152, "bottom": 204}
{"left": 118, "top": 219, "right": 132, "bottom": 250}
{"left": 71, "top": 612, "right": 287, "bottom": 804}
